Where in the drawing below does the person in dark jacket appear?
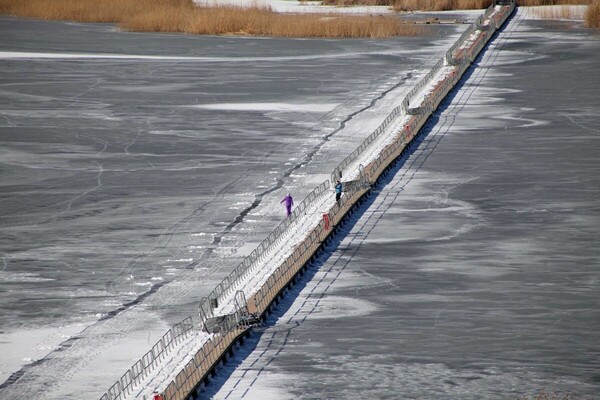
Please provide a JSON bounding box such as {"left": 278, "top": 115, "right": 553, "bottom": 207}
{"left": 281, "top": 193, "right": 294, "bottom": 217}
{"left": 335, "top": 180, "right": 343, "bottom": 206}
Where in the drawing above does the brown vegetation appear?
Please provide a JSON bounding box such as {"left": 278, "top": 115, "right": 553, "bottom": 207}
{"left": 320, "top": 0, "right": 495, "bottom": 9}
{"left": 516, "top": 0, "right": 590, "bottom": 5}
{"left": 0, "top": 0, "right": 188, "bottom": 23}
{"left": 518, "top": 0, "right": 599, "bottom": 28}
{"left": 0, "top": 0, "right": 420, "bottom": 38}
{"left": 585, "top": 0, "right": 600, "bottom": 27}
{"left": 1, "top": 0, "right": 595, "bottom": 35}
{"left": 125, "top": 6, "right": 421, "bottom": 37}
{"left": 392, "top": 0, "right": 493, "bottom": 12}
{"left": 319, "top": 0, "right": 599, "bottom": 30}
{"left": 321, "top": 0, "right": 592, "bottom": 9}
{"left": 320, "top": 0, "right": 392, "bottom": 5}
{"left": 529, "top": 4, "right": 586, "bottom": 19}
{"left": 389, "top": 0, "right": 591, "bottom": 12}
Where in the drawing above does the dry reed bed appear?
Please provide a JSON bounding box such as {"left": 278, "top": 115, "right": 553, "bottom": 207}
{"left": 320, "top": 0, "right": 495, "bottom": 9}
{"left": 516, "top": 0, "right": 590, "bottom": 5}
{"left": 521, "top": 0, "right": 599, "bottom": 26}
{"left": 322, "top": 0, "right": 592, "bottom": 9}
{"left": 125, "top": 7, "right": 421, "bottom": 37}
{"left": 0, "top": 0, "right": 420, "bottom": 38}
{"left": 320, "top": 0, "right": 600, "bottom": 28}
{"left": 529, "top": 4, "right": 587, "bottom": 19}
{"left": 586, "top": 0, "right": 600, "bottom": 26}
{"left": 519, "top": 0, "right": 599, "bottom": 26}
{"left": 392, "top": 0, "right": 494, "bottom": 11}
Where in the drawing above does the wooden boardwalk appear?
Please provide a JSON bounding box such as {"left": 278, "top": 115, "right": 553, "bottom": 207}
{"left": 156, "top": 3, "right": 516, "bottom": 400}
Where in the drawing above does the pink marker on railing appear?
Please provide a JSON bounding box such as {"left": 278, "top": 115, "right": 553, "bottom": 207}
{"left": 153, "top": 391, "right": 164, "bottom": 400}
{"left": 323, "top": 214, "right": 330, "bottom": 230}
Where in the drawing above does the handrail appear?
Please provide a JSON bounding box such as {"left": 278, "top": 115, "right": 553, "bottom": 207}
{"left": 198, "top": 180, "right": 331, "bottom": 323}
{"left": 99, "top": 317, "right": 194, "bottom": 400}
{"left": 331, "top": 0, "right": 515, "bottom": 186}
{"left": 101, "top": 2, "right": 517, "bottom": 399}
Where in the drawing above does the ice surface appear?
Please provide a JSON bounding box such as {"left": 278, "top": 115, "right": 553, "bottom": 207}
{"left": 213, "top": 192, "right": 335, "bottom": 317}
{"left": 127, "top": 7, "right": 516, "bottom": 397}
{"left": 191, "top": 103, "right": 339, "bottom": 113}
{"left": 0, "top": 323, "right": 89, "bottom": 382}
{"left": 0, "top": 14, "right": 464, "bottom": 399}
{"left": 211, "top": 8, "right": 600, "bottom": 399}
{"left": 194, "top": 0, "right": 395, "bottom": 14}
{"left": 0, "top": 50, "right": 421, "bottom": 62}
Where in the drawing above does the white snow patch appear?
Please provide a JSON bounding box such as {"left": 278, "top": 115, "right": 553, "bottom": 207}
{"left": 191, "top": 102, "right": 338, "bottom": 113}
{"left": 0, "top": 271, "right": 55, "bottom": 282}
{"left": 195, "top": 0, "right": 394, "bottom": 14}
{"left": 0, "top": 50, "right": 408, "bottom": 62}
{"left": 0, "top": 323, "right": 91, "bottom": 384}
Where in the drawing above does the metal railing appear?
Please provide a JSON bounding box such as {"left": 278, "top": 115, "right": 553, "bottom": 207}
{"left": 162, "top": 323, "right": 248, "bottom": 400}
{"left": 330, "top": 57, "right": 447, "bottom": 184}
{"left": 162, "top": 179, "right": 371, "bottom": 400}
{"left": 197, "top": 180, "right": 331, "bottom": 323}
{"left": 99, "top": 317, "right": 194, "bottom": 400}
{"left": 332, "top": 0, "right": 514, "bottom": 186}
{"left": 251, "top": 179, "right": 369, "bottom": 316}
{"left": 330, "top": 56, "right": 449, "bottom": 185}
{"left": 101, "top": 3, "right": 517, "bottom": 399}
{"left": 331, "top": 103, "right": 405, "bottom": 184}
{"left": 332, "top": 27, "right": 467, "bottom": 184}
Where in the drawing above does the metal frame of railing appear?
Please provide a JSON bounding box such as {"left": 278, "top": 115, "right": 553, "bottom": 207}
{"left": 197, "top": 180, "right": 331, "bottom": 324}
{"left": 251, "top": 177, "right": 369, "bottom": 316}
{"left": 99, "top": 317, "right": 194, "bottom": 400}
{"left": 329, "top": 54, "right": 447, "bottom": 185}
{"left": 162, "top": 322, "right": 249, "bottom": 400}
{"left": 100, "top": 2, "right": 516, "bottom": 399}
{"left": 331, "top": 0, "right": 514, "bottom": 187}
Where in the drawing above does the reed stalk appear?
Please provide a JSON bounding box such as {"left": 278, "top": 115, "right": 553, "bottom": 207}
{"left": 0, "top": 0, "right": 420, "bottom": 38}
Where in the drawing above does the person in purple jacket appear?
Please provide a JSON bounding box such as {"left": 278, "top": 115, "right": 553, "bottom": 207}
{"left": 281, "top": 193, "right": 294, "bottom": 217}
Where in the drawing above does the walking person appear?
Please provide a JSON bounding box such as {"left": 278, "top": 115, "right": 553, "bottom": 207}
{"left": 281, "top": 193, "right": 294, "bottom": 217}
{"left": 335, "top": 180, "right": 343, "bottom": 206}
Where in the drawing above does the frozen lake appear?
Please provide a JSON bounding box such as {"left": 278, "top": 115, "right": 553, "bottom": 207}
{"left": 211, "top": 8, "right": 600, "bottom": 400}
{"left": 0, "top": 16, "right": 465, "bottom": 398}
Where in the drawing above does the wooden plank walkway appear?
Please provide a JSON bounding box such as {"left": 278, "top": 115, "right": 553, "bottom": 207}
{"left": 156, "top": 3, "right": 516, "bottom": 400}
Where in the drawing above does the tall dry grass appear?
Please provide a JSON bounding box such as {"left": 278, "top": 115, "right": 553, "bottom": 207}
{"left": 0, "top": 0, "right": 420, "bottom": 38}
{"left": 124, "top": 6, "right": 421, "bottom": 37}
{"left": 320, "top": 0, "right": 390, "bottom": 5}
{"left": 392, "top": 0, "right": 493, "bottom": 12}
{"left": 516, "top": 0, "right": 590, "bottom": 5}
{"left": 321, "top": 0, "right": 392, "bottom": 5}
{"left": 0, "top": 0, "right": 192, "bottom": 23}
{"left": 322, "top": 0, "right": 592, "bottom": 8}
{"left": 321, "top": 0, "right": 494, "bottom": 9}
{"left": 324, "top": 0, "right": 598, "bottom": 29}
{"left": 529, "top": 4, "right": 587, "bottom": 19}
{"left": 524, "top": 0, "right": 599, "bottom": 28}
{"left": 585, "top": 0, "right": 600, "bottom": 27}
